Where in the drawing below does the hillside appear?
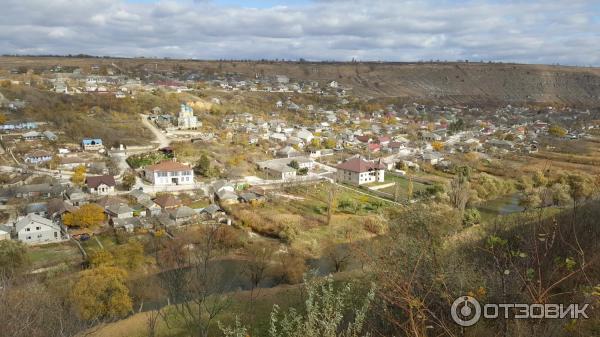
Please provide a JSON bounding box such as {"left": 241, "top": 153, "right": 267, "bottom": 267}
{"left": 1, "top": 57, "right": 600, "bottom": 107}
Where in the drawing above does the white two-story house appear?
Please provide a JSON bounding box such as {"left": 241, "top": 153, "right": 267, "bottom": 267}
{"left": 144, "top": 160, "right": 194, "bottom": 186}
{"left": 335, "top": 156, "right": 385, "bottom": 185}
{"left": 14, "top": 213, "right": 63, "bottom": 245}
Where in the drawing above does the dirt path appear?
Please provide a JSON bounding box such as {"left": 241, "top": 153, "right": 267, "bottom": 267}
{"left": 140, "top": 114, "right": 170, "bottom": 149}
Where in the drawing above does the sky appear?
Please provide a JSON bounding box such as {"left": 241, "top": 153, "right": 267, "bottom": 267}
{"left": 0, "top": 0, "right": 599, "bottom": 65}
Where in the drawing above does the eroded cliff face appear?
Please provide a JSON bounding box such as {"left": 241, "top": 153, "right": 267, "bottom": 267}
{"left": 2, "top": 57, "right": 599, "bottom": 107}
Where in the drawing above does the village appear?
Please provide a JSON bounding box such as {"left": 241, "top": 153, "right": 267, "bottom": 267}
{"left": 0, "top": 59, "right": 599, "bottom": 337}
{"left": 0, "top": 61, "right": 599, "bottom": 249}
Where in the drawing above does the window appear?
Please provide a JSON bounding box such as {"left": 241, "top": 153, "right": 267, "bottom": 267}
{"left": 36, "top": 226, "right": 41, "bottom": 230}
{"left": 54, "top": 232, "right": 58, "bottom": 238}
{"left": 37, "top": 234, "right": 42, "bottom": 238}
{"left": 26, "top": 236, "right": 31, "bottom": 240}
{"left": 26, "top": 228, "right": 30, "bottom": 232}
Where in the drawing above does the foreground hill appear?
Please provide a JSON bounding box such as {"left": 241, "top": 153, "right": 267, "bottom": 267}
{"left": 1, "top": 57, "right": 600, "bottom": 107}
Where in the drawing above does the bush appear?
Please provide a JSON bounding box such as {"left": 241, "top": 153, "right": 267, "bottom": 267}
{"left": 463, "top": 208, "right": 481, "bottom": 227}
{"left": 363, "top": 217, "right": 386, "bottom": 234}
{"left": 278, "top": 224, "right": 299, "bottom": 244}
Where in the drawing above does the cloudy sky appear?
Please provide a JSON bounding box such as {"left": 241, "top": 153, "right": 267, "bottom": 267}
{"left": 1, "top": 0, "right": 599, "bottom": 65}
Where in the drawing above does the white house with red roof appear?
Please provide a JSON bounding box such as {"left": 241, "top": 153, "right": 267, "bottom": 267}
{"left": 144, "top": 160, "right": 194, "bottom": 186}
{"left": 335, "top": 156, "right": 385, "bottom": 185}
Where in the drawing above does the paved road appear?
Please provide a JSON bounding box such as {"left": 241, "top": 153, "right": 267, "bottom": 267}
{"left": 140, "top": 114, "right": 170, "bottom": 149}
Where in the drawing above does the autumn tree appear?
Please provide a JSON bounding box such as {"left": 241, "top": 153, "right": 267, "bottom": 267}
{"left": 70, "top": 165, "right": 86, "bottom": 186}
{"left": 0, "top": 113, "right": 6, "bottom": 125}
{"left": 548, "top": 124, "right": 567, "bottom": 137}
{"left": 71, "top": 266, "right": 132, "bottom": 321}
{"left": 431, "top": 140, "right": 444, "bottom": 152}
{"left": 63, "top": 203, "right": 105, "bottom": 229}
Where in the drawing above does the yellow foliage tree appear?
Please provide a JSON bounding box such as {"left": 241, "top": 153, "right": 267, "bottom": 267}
{"left": 431, "top": 141, "right": 444, "bottom": 152}
{"left": 71, "top": 266, "right": 132, "bottom": 321}
{"left": 0, "top": 113, "right": 6, "bottom": 125}
{"left": 62, "top": 204, "right": 105, "bottom": 229}
{"left": 71, "top": 165, "right": 86, "bottom": 186}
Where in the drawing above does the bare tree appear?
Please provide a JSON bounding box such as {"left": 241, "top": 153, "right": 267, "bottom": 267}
{"left": 158, "top": 225, "right": 233, "bottom": 337}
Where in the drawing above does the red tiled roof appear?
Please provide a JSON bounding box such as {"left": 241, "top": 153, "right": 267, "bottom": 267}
{"left": 146, "top": 160, "right": 191, "bottom": 172}
{"left": 355, "top": 135, "right": 372, "bottom": 143}
{"left": 336, "top": 157, "right": 385, "bottom": 173}
{"left": 367, "top": 143, "right": 381, "bottom": 152}
{"left": 86, "top": 175, "right": 116, "bottom": 188}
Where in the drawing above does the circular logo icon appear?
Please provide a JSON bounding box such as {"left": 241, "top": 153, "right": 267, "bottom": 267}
{"left": 451, "top": 296, "right": 481, "bottom": 327}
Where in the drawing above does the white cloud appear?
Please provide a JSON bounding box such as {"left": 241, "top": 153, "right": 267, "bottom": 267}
{"left": 0, "top": 0, "right": 598, "bottom": 65}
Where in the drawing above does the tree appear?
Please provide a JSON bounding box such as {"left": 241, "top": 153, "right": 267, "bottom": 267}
{"left": 324, "top": 138, "right": 337, "bottom": 149}
{"left": 548, "top": 124, "right": 567, "bottom": 137}
{"left": 158, "top": 226, "right": 233, "bottom": 337}
{"left": 288, "top": 160, "right": 299, "bottom": 170}
{"left": 0, "top": 113, "right": 6, "bottom": 125}
{"left": 48, "top": 155, "right": 61, "bottom": 170}
{"left": 0, "top": 240, "right": 29, "bottom": 276}
{"left": 310, "top": 138, "right": 321, "bottom": 149}
{"left": 71, "top": 165, "right": 86, "bottom": 186}
{"left": 327, "top": 183, "right": 337, "bottom": 226}
{"left": 71, "top": 266, "right": 132, "bottom": 321}
{"left": 324, "top": 242, "right": 352, "bottom": 273}
{"left": 122, "top": 170, "right": 137, "bottom": 190}
{"left": 448, "top": 166, "right": 471, "bottom": 213}
{"left": 62, "top": 203, "right": 106, "bottom": 229}
{"left": 195, "top": 154, "right": 213, "bottom": 177}
{"left": 407, "top": 175, "right": 414, "bottom": 202}
{"left": 431, "top": 141, "right": 444, "bottom": 152}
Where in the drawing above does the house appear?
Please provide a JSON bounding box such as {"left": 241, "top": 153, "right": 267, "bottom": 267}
{"left": 25, "top": 202, "right": 48, "bottom": 217}
{"left": 59, "top": 156, "right": 87, "bottom": 170}
{"left": 112, "top": 217, "right": 140, "bottom": 232}
{"left": 22, "top": 131, "right": 44, "bottom": 141}
{"left": 140, "top": 199, "right": 162, "bottom": 217}
{"left": 24, "top": 150, "right": 53, "bottom": 164}
{"left": 169, "top": 206, "right": 196, "bottom": 224}
{"left": 296, "top": 129, "right": 314, "bottom": 143}
{"left": 129, "top": 189, "right": 152, "bottom": 203}
{"left": 105, "top": 203, "right": 134, "bottom": 219}
{"left": 216, "top": 189, "right": 238, "bottom": 205}
{"left": 335, "top": 157, "right": 385, "bottom": 185}
{"left": 0, "top": 229, "right": 9, "bottom": 241}
{"left": 200, "top": 204, "right": 225, "bottom": 219}
{"left": 420, "top": 131, "right": 442, "bottom": 142}
{"left": 421, "top": 151, "right": 444, "bottom": 165}
{"left": 239, "top": 192, "right": 264, "bottom": 204}
{"left": 256, "top": 157, "right": 315, "bottom": 181}
{"left": 154, "top": 194, "right": 183, "bottom": 210}
{"left": 15, "top": 183, "right": 64, "bottom": 199}
{"left": 47, "top": 198, "right": 78, "bottom": 220}
{"left": 86, "top": 175, "right": 116, "bottom": 195}
{"left": 144, "top": 160, "right": 194, "bottom": 186}
{"left": 276, "top": 145, "right": 302, "bottom": 158}
{"left": 65, "top": 187, "right": 88, "bottom": 206}
{"left": 14, "top": 213, "right": 63, "bottom": 245}
{"left": 43, "top": 131, "right": 58, "bottom": 141}
{"left": 82, "top": 138, "right": 103, "bottom": 151}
